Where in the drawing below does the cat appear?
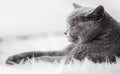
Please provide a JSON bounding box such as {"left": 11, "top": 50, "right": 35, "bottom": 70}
{"left": 6, "top": 3, "right": 120, "bottom": 65}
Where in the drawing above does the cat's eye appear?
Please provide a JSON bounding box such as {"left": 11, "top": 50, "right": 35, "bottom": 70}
{"left": 81, "top": 16, "right": 89, "bottom": 21}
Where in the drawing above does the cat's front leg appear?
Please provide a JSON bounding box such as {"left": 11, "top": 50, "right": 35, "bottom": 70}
{"left": 6, "top": 51, "right": 65, "bottom": 65}
{"left": 6, "top": 44, "right": 75, "bottom": 65}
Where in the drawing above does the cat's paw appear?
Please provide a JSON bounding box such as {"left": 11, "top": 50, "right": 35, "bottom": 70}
{"left": 6, "top": 54, "right": 28, "bottom": 65}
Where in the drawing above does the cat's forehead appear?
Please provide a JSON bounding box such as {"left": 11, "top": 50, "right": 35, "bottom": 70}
{"left": 68, "top": 7, "right": 93, "bottom": 18}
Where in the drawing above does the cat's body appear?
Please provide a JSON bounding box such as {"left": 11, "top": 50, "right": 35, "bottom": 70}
{"left": 6, "top": 3, "right": 120, "bottom": 65}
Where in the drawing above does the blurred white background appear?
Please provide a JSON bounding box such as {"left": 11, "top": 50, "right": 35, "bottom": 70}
{"left": 0, "top": 0, "right": 120, "bottom": 37}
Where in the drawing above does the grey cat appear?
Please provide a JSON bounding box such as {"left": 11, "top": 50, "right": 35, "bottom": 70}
{"left": 6, "top": 3, "right": 120, "bottom": 65}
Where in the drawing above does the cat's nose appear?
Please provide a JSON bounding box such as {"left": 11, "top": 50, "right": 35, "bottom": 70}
{"left": 64, "top": 30, "right": 68, "bottom": 35}
{"left": 64, "top": 32, "right": 67, "bottom": 35}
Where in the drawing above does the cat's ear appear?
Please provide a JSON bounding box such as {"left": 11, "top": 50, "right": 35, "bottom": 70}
{"left": 73, "top": 3, "right": 82, "bottom": 9}
{"left": 87, "top": 5, "right": 104, "bottom": 20}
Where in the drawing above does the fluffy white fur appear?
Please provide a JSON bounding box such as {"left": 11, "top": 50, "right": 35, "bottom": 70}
{"left": 1, "top": 58, "right": 120, "bottom": 74}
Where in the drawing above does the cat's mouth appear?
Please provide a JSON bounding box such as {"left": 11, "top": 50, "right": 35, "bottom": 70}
{"left": 67, "top": 35, "right": 79, "bottom": 43}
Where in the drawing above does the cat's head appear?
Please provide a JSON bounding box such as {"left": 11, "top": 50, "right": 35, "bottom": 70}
{"left": 65, "top": 3, "right": 105, "bottom": 43}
